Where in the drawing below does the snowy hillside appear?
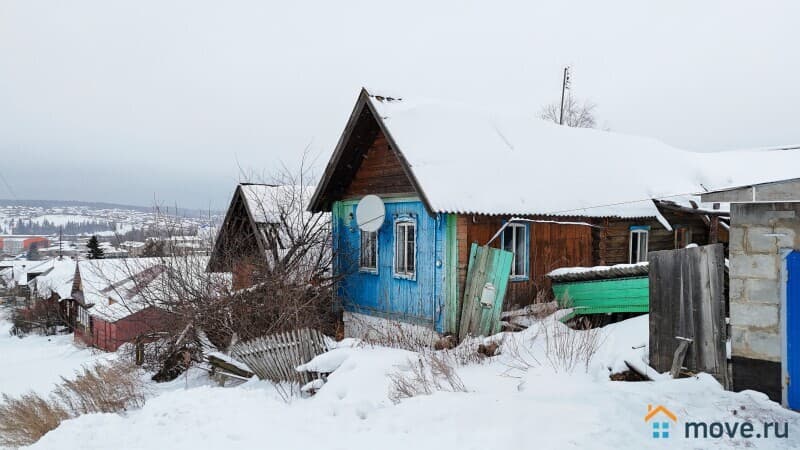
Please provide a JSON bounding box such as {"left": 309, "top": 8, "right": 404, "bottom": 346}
{"left": 8, "top": 314, "right": 797, "bottom": 450}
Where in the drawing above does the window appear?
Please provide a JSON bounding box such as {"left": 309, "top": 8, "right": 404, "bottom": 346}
{"left": 394, "top": 219, "right": 416, "bottom": 278}
{"left": 674, "top": 226, "right": 692, "bottom": 249}
{"left": 501, "top": 223, "right": 528, "bottom": 279}
{"left": 629, "top": 227, "right": 649, "bottom": 263}
{"left": 360, "top": 230, "right": 378, "bottom": 272}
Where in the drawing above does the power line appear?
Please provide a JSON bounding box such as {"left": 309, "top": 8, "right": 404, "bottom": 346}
{"left": 541, "top": 190, "right": 709, "bottom": 217}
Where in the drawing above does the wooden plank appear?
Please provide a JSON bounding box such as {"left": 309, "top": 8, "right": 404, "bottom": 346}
{"left": 670, "top": 338, "right": 692, "bottom": 378}
{"left": 648, "top": 244, "right": 728, "bottom": 387}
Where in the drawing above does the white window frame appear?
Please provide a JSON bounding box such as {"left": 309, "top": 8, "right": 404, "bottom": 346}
{"left": 359, "top": 230, "right": 378, "bottom": 273}
{"left": 501, "top": 222, "right": 529, "bottom": 280}
{"left": 629, "top": 227, "right": 650, "bottom": 263}
{"left": 393, "top": 217, "right": 416, "bottom": 280}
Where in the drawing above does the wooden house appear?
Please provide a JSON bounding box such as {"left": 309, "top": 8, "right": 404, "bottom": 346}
{"left": 308, "top": 88, "right": 800, "bottom": 338}
{"left": 208, "top": 182, "right": 325, "bottom": 290}
{"left": 208, "top": 183, "right": 286, "bottom": 290}
{"left": 70, "top": 258, "right": 181, "bottom": 352}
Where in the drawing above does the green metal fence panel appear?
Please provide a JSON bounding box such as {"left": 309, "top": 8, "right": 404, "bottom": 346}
{"left": 552, "top": 276, "right": 649, "bottom": 319}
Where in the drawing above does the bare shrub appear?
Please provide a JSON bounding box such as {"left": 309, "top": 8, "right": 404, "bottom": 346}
{"left": 540, "top": 319, "right": 602, "bottom": 373}
{"left": 388, "top": 352, "right": 467, "bottom": 403}
{"left": 0, "top": 361, "right": 147, "bottom": 448}
{"left": 503, "top": 316, "right": 603, "bottom": 374}
{"left": 10, "top": 299, "right": 65, "bottom": 336}
{"left": 84, "top": 157, "right": 339, "bottom": 381}
{"left": 539, "top": 94, "right": 597, "bottom": 128}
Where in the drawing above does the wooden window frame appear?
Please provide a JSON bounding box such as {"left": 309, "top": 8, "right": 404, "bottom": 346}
{"left": 359, "top": 230, "right": 378, "bottom": 274}
{"left": 501, "top": 222, "right": 529, "bottom": 281}
{"left": 629, "top": 226, "right": 650, "bottom": 263}
{"left": 393, "top": 217, "right": 416, "bottom": 280}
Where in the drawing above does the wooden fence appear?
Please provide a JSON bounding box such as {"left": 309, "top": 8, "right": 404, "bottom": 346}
{"left": 231, "top": 328, "right": 329, "bottom": 385}
{"left": 648, "top": 244, "right": 729, "bottom": 388}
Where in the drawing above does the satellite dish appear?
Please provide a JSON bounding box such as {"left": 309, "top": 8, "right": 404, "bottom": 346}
{"left": 356, "top": 195, "right": 385, "bottom": 232}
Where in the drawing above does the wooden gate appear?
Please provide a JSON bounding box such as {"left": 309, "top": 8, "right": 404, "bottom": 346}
{"left": 458, "top": 243, "right": 513, "bottom": 341}
{"left": 648, "top": 244, "right": 729, "bottom": 387}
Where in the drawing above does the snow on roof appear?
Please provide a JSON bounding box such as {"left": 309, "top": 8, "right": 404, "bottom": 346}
{"left": 240, "top": 184, "right": 315, "bottom": 224}
{"left": 30, "top": 258, "right": 78, "bottom": 299}
{"left": 78, "top": 256, "right": 218, "bottom": 322}
{"left": 363, "top": 88, "right": 800, "bottom": 218}
{"left": 547, "top": 262, "right": 649, "bottom": 283}
{"left": 0, "top": 259, "right": 52, "bottom": 286}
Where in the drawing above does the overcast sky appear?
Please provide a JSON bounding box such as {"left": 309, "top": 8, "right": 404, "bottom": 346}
{"left": 1, "top": 1, "right": 798, "bottom": 210}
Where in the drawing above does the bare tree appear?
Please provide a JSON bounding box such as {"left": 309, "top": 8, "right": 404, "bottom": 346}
{"left": 539, "top": 95, "right": 597, "bottom": 128}
{"left": 84, "top": 156, "right": 341, "bottom": 379}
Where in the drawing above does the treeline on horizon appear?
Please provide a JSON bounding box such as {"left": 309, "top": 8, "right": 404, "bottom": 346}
{"left": 9, "top": 218, "right": 115, "bottom": 235}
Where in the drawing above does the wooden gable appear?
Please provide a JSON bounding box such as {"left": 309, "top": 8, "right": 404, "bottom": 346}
{"left": 207, "top": 186, "right": 263, "bottom": 273}
{"left": 309, "top": 89, "right": 429, "bottom": 213}
{"left": 342, "top": 131, "right": 416, "bottom": 198}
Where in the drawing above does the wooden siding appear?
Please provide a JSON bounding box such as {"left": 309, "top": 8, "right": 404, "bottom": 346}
{"left": 343, "top": 131, "right": 416, "bottom": 198}
{"left": 333, "top": 198, "right": 446, "bottom": 332}
{"left": 456, "top": 215, "right": 593, "bottom": 309}
{"left": 595, "top": 210, "right": 713, "bottom": 266}
{"left": 208, "top": 187, "right": 262, "bottom": 275}
{"left": 79, "top": 307, "right": 172, "bottom": 352}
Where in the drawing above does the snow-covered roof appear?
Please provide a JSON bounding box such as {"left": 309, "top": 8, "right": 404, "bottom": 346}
{"left": 29, "top": 258, "right": 77, "bottom": 299}
{"left": 0, "top": 259, "right": 53, "bottom": 287}
{"left": 78, "top": 256, "right": 223, "bottom": 322}
{"left": 240, "top": 184, "right": 315, "bottom": 224}
{"left": 315, "top": 88, "right": 800, "bottom": 218}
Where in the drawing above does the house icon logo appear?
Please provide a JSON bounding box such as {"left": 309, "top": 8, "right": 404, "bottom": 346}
{"left": 645, "top": 404, "right": 677, "bottom": 439}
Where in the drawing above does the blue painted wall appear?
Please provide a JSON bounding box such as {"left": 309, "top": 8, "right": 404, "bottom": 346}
{"left": 333, "top": 198, "right": 446, "bottom": 332}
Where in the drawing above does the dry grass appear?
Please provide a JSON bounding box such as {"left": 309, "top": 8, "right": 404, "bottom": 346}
{"left": 0, "top": 361, "right": 147, "bottom": 448}
{"left": 0, "top": 393, "right": 70, "bottom": 448}
{"left": 502, "top": 315, "right": 603, "bottom": 375}
{"left": 388, "top": 351, "right": 468, "bottom": 403}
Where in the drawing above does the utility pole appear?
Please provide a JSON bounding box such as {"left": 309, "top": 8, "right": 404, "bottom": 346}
{"left": 559, "top": 66, "right": 571, "bottom": 125}
{"left": 58, "top": 226, "right": 63, "bottom": 260}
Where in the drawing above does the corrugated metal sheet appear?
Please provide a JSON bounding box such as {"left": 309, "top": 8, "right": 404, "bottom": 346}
{"left": 547, "top": 263, "right": 649, "bottom": 283}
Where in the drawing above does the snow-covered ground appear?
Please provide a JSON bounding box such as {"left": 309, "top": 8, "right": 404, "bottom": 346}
{"left": 9, "top": 314, "right": 796, "bottom": 450}
{"left": 0, "top": 309, "right": 112, "bottom": 397}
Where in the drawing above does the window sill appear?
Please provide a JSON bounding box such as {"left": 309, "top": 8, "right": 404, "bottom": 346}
{"left": 509, "top": 275, "right": 529, "bottom": 282}
{"left": 359, "top": 268, "right": 378, "bottom": 275}
{"left": 393, "top": 273, "right": 417, "bottom": 281}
